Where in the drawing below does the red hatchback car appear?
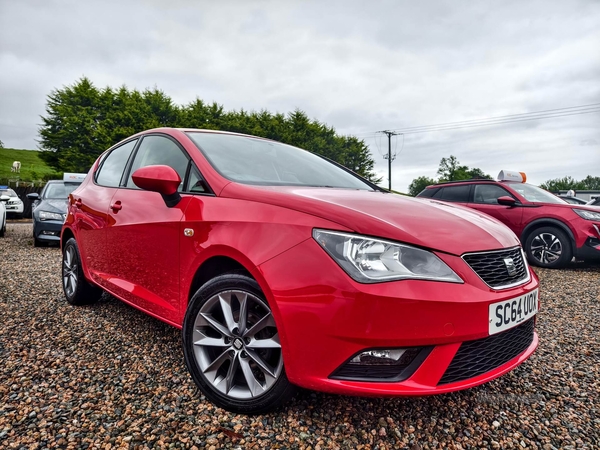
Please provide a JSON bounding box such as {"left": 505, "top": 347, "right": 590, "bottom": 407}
{"left": 61, "top": 129, "right": 539, "bottom": 413}
{"left": 417, "top": 172, "right": 600, "bottom": 269}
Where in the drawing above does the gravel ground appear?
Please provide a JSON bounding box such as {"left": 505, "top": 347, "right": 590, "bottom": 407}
{"left": 1, "top": 222, "right": 599, "bottom": 450}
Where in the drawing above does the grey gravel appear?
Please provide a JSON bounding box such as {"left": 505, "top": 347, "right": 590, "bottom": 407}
{"left": 1, "top": 222, "right": 599, "bottom": 449}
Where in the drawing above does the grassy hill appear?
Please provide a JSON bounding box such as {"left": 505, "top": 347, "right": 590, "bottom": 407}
{"left": 0, "top": 148, "right": 59, "bottom": 183}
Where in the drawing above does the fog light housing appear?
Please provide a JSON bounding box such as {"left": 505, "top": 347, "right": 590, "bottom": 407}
{"left": 41, "top": 230, "right": 58, "bottom": 236}
{"left": 350, "top": 349, "right": 410, "bottom": 365}
{"left": 330, "top": 347, "right": 433, "bottom": 382}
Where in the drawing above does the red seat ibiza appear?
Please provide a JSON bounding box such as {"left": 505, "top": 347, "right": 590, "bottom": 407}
{"left": 61, "top": 128, "right": 539, "bottom": 413}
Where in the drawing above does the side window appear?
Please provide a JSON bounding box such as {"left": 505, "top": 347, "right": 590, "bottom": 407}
{"left": 96, "top": 140, "right": 138, "bottom": 187}
{"left": 126, "top": 135, "right": 189, "bottom": 191}
{"left": 186, "top": 165, "right": 207, "bottom": 193}
{"left": 439, "top": 185, "right": 471, "bottom": 202}
{"left": 473, "top": 184, "right": 514, "bottom": 204}
{"left": 418, "top": 187, "right": 439, "bottom": 198}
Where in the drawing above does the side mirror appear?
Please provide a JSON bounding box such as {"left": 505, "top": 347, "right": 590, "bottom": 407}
{"left": 497, "top": 196, "right": 517, "bottom": 207}
{"left": 0, "top": 195, "right": 9, "bottom": 203}
{"left": 27, "top": 193, "right": 40, "bottom": 201}
{"left": 132, "top": 165, "right": 181, "bottom": 207}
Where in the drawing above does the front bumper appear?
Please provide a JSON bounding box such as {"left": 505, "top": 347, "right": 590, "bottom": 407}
{"left": 258, "top": 238, "right": 539, "bottom": 396}
{"left": 33, "top": 219, "right": 63, "bottom": 242}
{"left": 5, "top": 202, "right": 24, "bottom": 215}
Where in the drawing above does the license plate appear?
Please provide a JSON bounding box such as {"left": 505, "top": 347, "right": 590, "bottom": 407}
{"left": 489, "top": 289, "right": 538, "bottom": 335}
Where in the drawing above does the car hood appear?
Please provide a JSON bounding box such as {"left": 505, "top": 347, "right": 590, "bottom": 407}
{"left": 220, "top": 184, "right": 520, "bottom": 255}
{"left": 37, "top": 199, "right": 68, "bottom": 214}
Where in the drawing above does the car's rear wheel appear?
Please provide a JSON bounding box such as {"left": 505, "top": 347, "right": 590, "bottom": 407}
{"left": 525, "top": 226, "right": 572, "bottom": 269}
{"left": 62, "top": 238, "right": 103, "bottom": 305}
{"left": 182, "top": 274, "right": 295, "bottom": 414}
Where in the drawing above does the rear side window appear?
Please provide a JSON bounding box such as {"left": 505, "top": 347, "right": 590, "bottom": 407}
{"left": 96, "top": 140, "right": 138, "bottom": 187}
{"left": 473, "top": 184, "right": 514, "bottom": 204}
{"left": 417, "top": 188, "right": 439, "bottom": 198}
{"left": 438, "top": 185, "right": 471, "bottom": 202}
{"left": 126, "top": 135, "right": 189, "bottom": 191}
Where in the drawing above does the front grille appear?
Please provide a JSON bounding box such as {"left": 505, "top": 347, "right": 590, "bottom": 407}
{"left": 463, "top": 247, "right": 529, "bottom": 289}
{"left": 438, "top": 318, "right": 535, "bottom": 385}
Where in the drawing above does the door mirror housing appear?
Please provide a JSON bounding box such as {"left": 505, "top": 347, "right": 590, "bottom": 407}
{"left": 0, "top": 195, "right": 9, "bottom": 203}
{"left": 497, "top": 196, "right": 517, "bottom": 207}
{"left": 27, "top": 192, "right": 40, "bottom": 201}
{"left": 132, "top": 165, "right": 182, "bottom": 207}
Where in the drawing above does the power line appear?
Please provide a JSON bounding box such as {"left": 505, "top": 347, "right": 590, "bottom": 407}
{"left": 389, "top": 103, "right": 600, "bottom": 133}
{"left": 352, "top": 102, "right": 600, "bottom": 137}
{"left": 391, "top": 108, "right": 600, "bottom": 134}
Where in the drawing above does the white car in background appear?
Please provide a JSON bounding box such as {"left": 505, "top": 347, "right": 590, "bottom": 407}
{"left": 0, "top": 187, "right": 24, "bottom": 217}
{"left": 0, "top": 194, "right": 7, "bottom": 237}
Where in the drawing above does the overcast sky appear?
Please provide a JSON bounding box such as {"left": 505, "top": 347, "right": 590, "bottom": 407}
{"left": 1, "top": 0, "right": 599, "bottom": 192}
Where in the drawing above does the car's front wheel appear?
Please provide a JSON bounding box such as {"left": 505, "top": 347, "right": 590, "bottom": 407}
{"left": 525, "top": 226, "right": 572, "bottom": 269}
{"left": 182, "top": 274, "right": 295, "bottom": 414}
{"left": 62, "top": 238, "right": 103, "bottom": 305}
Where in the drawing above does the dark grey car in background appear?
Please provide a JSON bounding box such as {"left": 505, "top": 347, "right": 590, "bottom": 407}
{"left": 27, "top": 179, "right": 83, "bottom": 247}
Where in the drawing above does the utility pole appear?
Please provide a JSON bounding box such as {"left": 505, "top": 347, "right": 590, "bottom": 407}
{"left": 379, "top": 130, "right": 401, "bottom": 191}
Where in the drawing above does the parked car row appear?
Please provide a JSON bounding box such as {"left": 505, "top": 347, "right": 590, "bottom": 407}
{"left": 56, "top": 128, "right": 540, "bottom": 414}
{"left": 416, "top": 171, "right": 600, "bottom": 269}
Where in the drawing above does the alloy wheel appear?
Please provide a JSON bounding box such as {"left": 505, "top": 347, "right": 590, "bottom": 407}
{"left": 63, "top": 245, "right": 78, "bottom": 298}
{"left": 530, "top": 232, "right": 562, "bottom": 265}
{"left": 191, "top": 290, "right": 283, "bottom": 400}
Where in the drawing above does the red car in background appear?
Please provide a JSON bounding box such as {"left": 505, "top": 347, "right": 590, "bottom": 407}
{"left": 417, "top": 171, "right": 600, "bottom": 269}
{"left": 61, "top": 129, "right": 539, "bottom": 413}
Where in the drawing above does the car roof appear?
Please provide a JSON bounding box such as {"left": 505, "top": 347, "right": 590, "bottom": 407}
{"left": 425, "top": 179, "right": 514, "bottom": 187}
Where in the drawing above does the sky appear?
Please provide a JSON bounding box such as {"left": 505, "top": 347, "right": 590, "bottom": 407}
{"left": 1, "top": 0, "right": 599, "bottom": 192}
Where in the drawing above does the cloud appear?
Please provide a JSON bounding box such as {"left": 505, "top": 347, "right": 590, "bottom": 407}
{"left": 1, "top": 0, "right": 599, "bottom": 191}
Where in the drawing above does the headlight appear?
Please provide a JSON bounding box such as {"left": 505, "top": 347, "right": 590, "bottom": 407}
{"left": 573, "top": 209, "right": 600, "bottom": 221}
{"left": 39, "top": 210, "right": 64, "bottom": 221}
{"left": 313, "top": 229, "right": 463, "bottom": 284}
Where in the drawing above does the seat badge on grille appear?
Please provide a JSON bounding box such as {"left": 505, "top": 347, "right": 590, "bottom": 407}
{"left": 503, "top": 257, "right": 517, "bottom": 276}
{"left": 184, "top": 228, "right": 194, "bottom": 237}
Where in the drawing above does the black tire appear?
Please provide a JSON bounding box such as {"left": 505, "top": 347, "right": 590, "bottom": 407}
{"left": 0, "top": 220, "right": 5, "bottom": 237}
{"left": 61, "top": 238, "right": 103, "bottom": 305}
{"left": 182, "top": 274, "right": 296, "bottom": 414}
{"left": 33, "top": 237, "right": 46, "bottom": 247}
{"left": 525, "top": 226, "right": 572, "bottom": 269}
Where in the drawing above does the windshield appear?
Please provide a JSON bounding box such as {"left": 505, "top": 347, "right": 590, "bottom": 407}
{"left": 43, "top": 182, "right": 80, "bottom": 199}
{"left": 509, "top": 183, "right": 568, "bottom": 204}
{"left": 0, "top": 189, "right": 17, "bottom": 197}
{"left": 187, "top": 132, "right": 374, "bottom": 190}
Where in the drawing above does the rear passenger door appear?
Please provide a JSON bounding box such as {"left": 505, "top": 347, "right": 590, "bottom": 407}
{"left": 73, "top": 139, "right": 138, "bottom": 285}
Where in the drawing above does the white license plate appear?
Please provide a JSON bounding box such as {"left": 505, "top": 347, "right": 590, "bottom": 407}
{"left": 489, "top": 289, "right": 538, "bottom": 335}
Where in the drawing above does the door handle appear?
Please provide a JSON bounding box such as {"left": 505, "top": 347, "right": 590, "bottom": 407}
{"left": 75, "top": 199, "right": 82, "bottom": 208}
{"left": 110, "top": 201, "right": 122, "bottom": 212}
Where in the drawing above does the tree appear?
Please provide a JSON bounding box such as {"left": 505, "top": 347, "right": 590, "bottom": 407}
{"left": 39, "top": 78, "right": 182, "bottom": 173}
{"left": 39, "top": 78, "right": 379, "bottom": 180}
{"left": 540, "top": 176, "right": 584, "bottom": 192}
{"left": 465, "top": 168, "right": 493, "bottom": 180}
{"left": 408, "top": 155, "right": 492, "bottom": 196}
{"left": 437, "top": 156, "right": 468, "bottom": 181}
{"left": 580, "top": 176, "right": 600, "bottom": 190}
{"left": 540, "top": 175, "right": 600, "bottom": 192}
{"left": 408, "top": 176, "right": 437, "bottom": 196}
